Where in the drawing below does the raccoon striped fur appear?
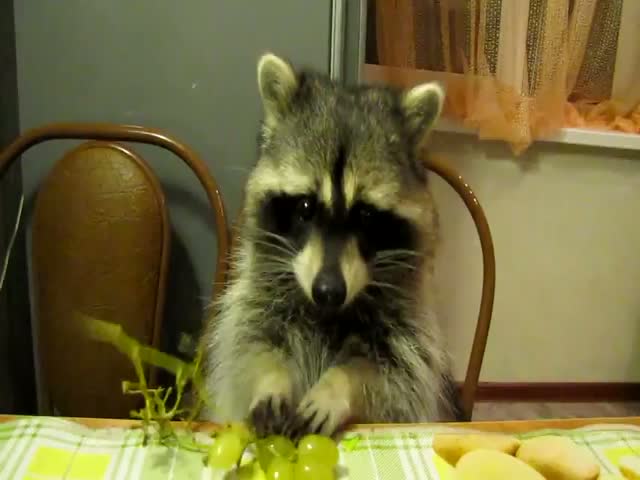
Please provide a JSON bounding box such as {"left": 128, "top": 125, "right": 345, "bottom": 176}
{"left": 200, "top": 53, "right": 461, "bottom": 438}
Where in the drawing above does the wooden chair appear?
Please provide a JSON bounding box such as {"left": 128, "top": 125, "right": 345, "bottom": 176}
{"left": 0, "top": 123, "right": 230, "bottom": 418}
{"left": 425, "top": 154, "right": 496, "bottom": 421}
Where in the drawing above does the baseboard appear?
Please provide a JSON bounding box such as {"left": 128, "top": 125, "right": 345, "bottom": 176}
{"left": 467, "top": 382, "right": 640, "bottom": 402}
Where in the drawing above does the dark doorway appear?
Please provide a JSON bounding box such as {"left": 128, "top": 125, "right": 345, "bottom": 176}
{"left": 0, "top": 0, "right": 36, "bottom": 414}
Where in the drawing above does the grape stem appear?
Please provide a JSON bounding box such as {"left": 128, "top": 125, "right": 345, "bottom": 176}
{"left": 75, "top": 312, "right": 217, "bottom": 448}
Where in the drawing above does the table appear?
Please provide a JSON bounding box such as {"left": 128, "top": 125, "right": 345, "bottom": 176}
{"left": 1, "top": 415, "right": 639, "bottom": 479}
{"left": 3, "top": 413, "right": 639, "bottom": 432}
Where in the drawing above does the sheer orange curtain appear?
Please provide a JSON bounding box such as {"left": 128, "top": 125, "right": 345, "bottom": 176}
{"left": 364, "top": 0, "right": 640, "bottom": 153}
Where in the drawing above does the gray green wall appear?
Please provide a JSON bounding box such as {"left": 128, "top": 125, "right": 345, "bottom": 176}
{"left": 12, "top": 1, "right": 332, "bottom": 371}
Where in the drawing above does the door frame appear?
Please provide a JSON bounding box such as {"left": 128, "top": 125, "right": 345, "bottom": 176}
{"left": 330, "top": 0, "right": 368, "bottom": 84}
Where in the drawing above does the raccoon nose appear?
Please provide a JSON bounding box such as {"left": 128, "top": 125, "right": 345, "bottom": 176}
{"left": 312, "top": 269, "right": 347, "bottom": 308}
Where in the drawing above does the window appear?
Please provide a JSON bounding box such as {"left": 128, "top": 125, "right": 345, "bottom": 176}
{"left": 365, "top": 0, "right": 640, "bottom": 153}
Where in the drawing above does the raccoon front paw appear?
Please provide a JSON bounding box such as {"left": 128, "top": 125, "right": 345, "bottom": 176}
{"left": 249, "top": 395, "right": 294, "bottom": 438}
{"left": 290, "top": 384, "right": 351, "bottom": 439}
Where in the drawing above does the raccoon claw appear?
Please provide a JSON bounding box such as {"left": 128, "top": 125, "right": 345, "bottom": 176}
{"left": 289, "top": 393, "right": 349, "bottom": 439}
{"left": 249, "top": 395, "right": 293, "bottom": 438}
{"left": 288, "top": 404, "right": 330, "bottom": 440}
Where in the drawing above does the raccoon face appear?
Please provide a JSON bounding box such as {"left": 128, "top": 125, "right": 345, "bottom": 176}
{"left": 245, "top": 53, "right": 443, "bottom": 310}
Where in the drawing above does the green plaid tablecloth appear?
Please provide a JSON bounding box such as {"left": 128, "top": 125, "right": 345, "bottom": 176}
{"left": 1, "top": 416, "right": 639, "bottom": 479}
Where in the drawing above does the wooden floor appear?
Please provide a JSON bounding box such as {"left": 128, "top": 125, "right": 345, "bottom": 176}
{"left": 473, "top": 402, "right": 640, "bottom": 421}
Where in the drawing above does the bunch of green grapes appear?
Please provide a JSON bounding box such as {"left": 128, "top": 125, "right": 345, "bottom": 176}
{"left": 208, "top": 423, "right": 339, "bottom": 480}
{"left": 78, "top": 314, "right": 339, "bottom": 478}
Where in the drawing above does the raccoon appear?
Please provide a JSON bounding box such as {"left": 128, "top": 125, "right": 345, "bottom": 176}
{"left": 200, "top": 53, "right": 461, "bottom": 438}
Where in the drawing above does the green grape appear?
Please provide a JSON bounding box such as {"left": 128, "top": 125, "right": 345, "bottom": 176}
{"left": 236, "top": 464, "right": 256, "bottom": 480}
{"left": 265, "top": 435, "right": 296, "bottom": 459}
{"left": 255, "top": 440, "right": 275, "bottom": 472}
{"left": 294, "top": 458, "right": 335, "bottom": 480}
{"left": 265, "top": 456, "right": 294, "bottom": 480}
{"left": 256, "top": 434, "right": 296, "bottom": 470}
{"left": 297, "top": 434, "right": 339, "bottom": 467}
{"left": 228, "top": 422, "right": 252, "bottom": 444}
{"left": 237, "top": 461, "right": 266, "bottom": 480}
{"left": 208, "top": 431, "right": 244, "bottom": 469}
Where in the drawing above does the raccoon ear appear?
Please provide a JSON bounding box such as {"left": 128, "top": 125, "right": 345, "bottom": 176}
{"left": 257, "top": 53, "right": 298, "bottom": 123}
{"left": 401, "top": 82, "right": 445, "bottom": 145}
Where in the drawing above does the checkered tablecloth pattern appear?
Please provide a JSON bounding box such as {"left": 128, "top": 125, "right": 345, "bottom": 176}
{"left": 1, "top": 416, "right": 639, "bottom": 479}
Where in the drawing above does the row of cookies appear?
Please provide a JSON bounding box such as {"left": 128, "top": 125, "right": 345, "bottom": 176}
{"left": 432, "top": 432, "right": 638, "bottom": 479}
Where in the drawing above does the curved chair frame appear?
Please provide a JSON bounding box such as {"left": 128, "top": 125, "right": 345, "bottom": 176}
{"left": 1, "top": 123, "right": 231, "bottom": 414}
{"left": 0, "top": 123, "right": 231, "bottom": 297}
{"left": 425, "top": 154, "right": 496, "bottom": 421}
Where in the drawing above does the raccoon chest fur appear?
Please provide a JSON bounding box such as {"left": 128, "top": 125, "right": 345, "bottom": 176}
{"left": 261, "top": 306, "right": 400, "bottom": 396}
{"left": 203, "top": 273, "right": 451, "bottom": 425}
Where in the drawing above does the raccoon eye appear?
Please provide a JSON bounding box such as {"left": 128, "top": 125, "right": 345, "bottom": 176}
{"left": 295, "top": 196, "right": 316, "bottom": 222}
{"left": 356, "top": 204, "right": 376, "bottom": 227}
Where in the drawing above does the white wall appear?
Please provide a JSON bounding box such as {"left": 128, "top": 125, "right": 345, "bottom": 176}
{"left": 430, "top": 132, "right": 640, "bottom": 382}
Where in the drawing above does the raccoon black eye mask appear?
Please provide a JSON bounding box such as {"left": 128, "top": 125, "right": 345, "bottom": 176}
{"left": 258, "top": 191, "right": 418, "bottom": 309}
{"left": 200, "top": 52, "right": 462, "bottom": 438}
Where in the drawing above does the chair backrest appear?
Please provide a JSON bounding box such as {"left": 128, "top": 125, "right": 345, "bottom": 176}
{"left": 0, "top": 123, "right": 230, "bottom": 295}
{"left": 0, "top": 124, "right": 230, "bottom": 417}
{"left": 425, "top": 154, "right": 496, "bottom": 421}
{"left": 33, "top": 141, "right": 170, "bottom": 417}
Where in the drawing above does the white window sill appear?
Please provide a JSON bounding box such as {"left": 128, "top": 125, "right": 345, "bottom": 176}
{"left": 435, "top": 119, "right": 640, "bottom": 152}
